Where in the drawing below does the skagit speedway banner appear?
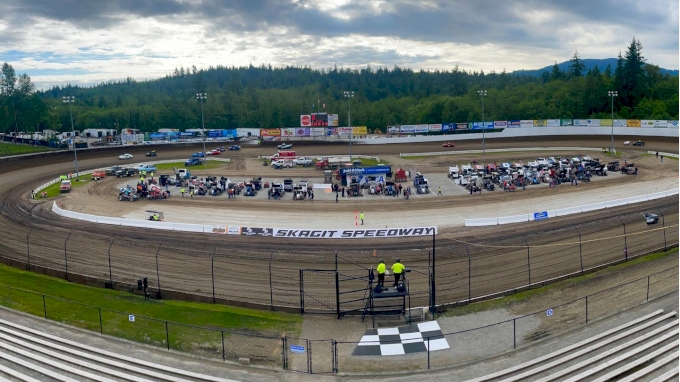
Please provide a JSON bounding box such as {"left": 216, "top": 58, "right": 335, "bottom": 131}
{"left": 239, "top": 226, "right": 437, "bottom": 239}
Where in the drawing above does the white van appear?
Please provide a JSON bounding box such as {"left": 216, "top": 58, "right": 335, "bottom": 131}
{"left": 272, "top": 159, "right": 294, "bottom": 168}
{"left": 448, "top": 165, "right": 460, "bottom": 179}
{"left": 461, "top": 165, "right": 473, "bottom": 176}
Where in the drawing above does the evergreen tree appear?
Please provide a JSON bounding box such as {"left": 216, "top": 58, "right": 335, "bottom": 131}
{"left": 567, "top": 51, "right": 585, "bottom": 78}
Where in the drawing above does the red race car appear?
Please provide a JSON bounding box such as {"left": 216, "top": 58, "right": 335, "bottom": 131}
{"left": 442, "top": 142, "right": 455, "bottom": 147}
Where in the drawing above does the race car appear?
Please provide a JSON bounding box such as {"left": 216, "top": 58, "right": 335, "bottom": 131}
{"left": 442, "top": 142, "right": 455, "bottom": 147}
{"left": 278, "top": 143, "right": 293, "bottom": 149}
{"left": 118, "top": 153, "right": 133, "bottom": 160}
{"left": 228, "top": 145, "right": 241, "bottom": 150}
{"left": 632, "top": 140, "right": 645, "bottom": 146}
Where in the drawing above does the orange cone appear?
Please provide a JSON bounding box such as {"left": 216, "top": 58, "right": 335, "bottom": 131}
{"left": 372, "top": 249, "right": 377, "bottom": 257}
{"left": 355, "top": 221, "right": 358, "bottom": 226}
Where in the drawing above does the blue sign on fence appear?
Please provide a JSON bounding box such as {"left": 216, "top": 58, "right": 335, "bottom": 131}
{"left": 547, "top": 308, "right": 553, "bottom": 317}
{"left": 290, "top": 345, "right": 305, "bottom": 353}
{"left": 533, "top": 211, "right": 549, "bottom": 221}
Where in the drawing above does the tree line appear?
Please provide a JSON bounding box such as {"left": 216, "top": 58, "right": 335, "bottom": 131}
{"left": 0, "top": 38, "right": 677, "bottom": 136}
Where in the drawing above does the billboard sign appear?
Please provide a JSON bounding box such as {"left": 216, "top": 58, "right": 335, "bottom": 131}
{"left": 586, "top": 119, "right": 601, "bottom": 126}
{"left": 311, "top": 113, "right": 328, "bottom": 127}
{"left": 613, "top": 120, "right": 627, "bottom": 127}
{"left": 327, "top": 114, "right": 339, "bottom": 127}
{"left": 294, "top": 128, "right": 310, "bottom": 137}
{"left": 494, "top": 121, "right": 507, "bottom": 128}
{"left": 272, "top": 226, "right": 437, "bottom": 239}
{"left": 441, "top": 123, "right": 452, "bottom": 132}
{"left": 352, "top": 126, "right": 368, "bottom": 135}
{"left": 600, "top": 119, "right": 613, "bottom": 127}
{"left": 310, "top": 128, "right": 325, "bottom": 136}
{"left": 507, "top": 120, "right": 521, "bottom": 128}
{"left": 573, "top": 119, "right": 588, "bottom": 126}
{"left": 533, "top": 120, "right": 547, "bottom": 127}
{"left": 260, "top": 129, "right": 280, "bottom": 137}
{"left": 337, "top": 127, "right": 352, "bottom": 136}
{"left": 520, "top": 120, "right": 534, "bottom": 128}
{"left": 414, "top": 124, "right": 429, "bottom": 133}
{"left": 627, "top": 120, "right": 641, "bottom": 127}
{"left": 547, "top": 119, "right": 560, "bottom": 127}
{"left": 456, "top": 123, "right": 468, "bottom": 131}
{"left": 668, "top": 121, "right": 679, "bottom": 128}
{"left": 429, "top": 124, "right": 442, "bottom": 132}
{"left": 281, "top": 128, "right": 295, "bottom": 137}
{"left": 560, "top": 119, "right": 573, "bottom": 126}
{"left": 400, "top": 125, "right": 415, "bottom": 133}
{"left": 300, "top": 115, "right": 311, "bottom": 127}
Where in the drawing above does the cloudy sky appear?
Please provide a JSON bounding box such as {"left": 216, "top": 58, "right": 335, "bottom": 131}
{"left": 1, "top": 0, "right": 677, "bottom": 89}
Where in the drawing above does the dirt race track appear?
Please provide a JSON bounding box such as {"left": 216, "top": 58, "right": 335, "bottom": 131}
{"left": 0, "top": 135, "right": 677, "bottom": 314}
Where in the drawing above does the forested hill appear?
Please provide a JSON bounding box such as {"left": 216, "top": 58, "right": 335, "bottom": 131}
{"left": 513, "top": 58, "right": 679, "bottom": 77}
{"left": 4, "top": 39, "right": 678, "bottom": 133}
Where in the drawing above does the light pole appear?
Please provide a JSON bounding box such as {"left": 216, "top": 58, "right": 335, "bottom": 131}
{"left": 343, "top": 91, "right": 354, "bottom": 162}
{"left": 62, "top": 96, "right": 79, "bottom": 179}
{"left": 478, "top": 90, "right": 487, "bottom": 154}
{"left": 608, "top": 91, "right": 618, "bottom": 153}
{"left": 196, "top": 93, "right": 207, "bottom": 166}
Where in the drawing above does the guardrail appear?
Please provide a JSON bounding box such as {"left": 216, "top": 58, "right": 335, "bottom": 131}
{"left": 400, "top": 147, "right": 604, "bottom": 157}
{"left": 647, "top": 151, "right": 679, "bottom": 159}
{"left": 465, "top": 189, "right": 680, "bottom": 226}
{"left": 33, "top": 157, "right": 230, "bottom": 195}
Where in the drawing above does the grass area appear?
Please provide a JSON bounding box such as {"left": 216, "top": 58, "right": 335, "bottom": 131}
{"left": 0, "top": 142, "right": 54, "bottom": 156}
{"left": 356, "top": 157, "right": 388, "bottom": 166}
{"left": 40, "top": 177, "right": 92, "bottom": 198}
{"left": 603, "top": 150, "right": 622, "bottom": 157}
{"left": 441, "top": 247, "right": 678, "bottom": 317}
{"left": 154, "top": 160, "right": 225, "bottom": 171}
{"left": 642, "top": 153, "right": 678, "bottom": 161}
{"left": 0, "top": 263, "right": 301, "bottom": 358}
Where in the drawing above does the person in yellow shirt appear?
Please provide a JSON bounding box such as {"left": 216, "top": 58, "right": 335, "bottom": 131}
{"left": 376, "top": 259, "right": 386, "bottom": 287}
{"left": 391, "top": 258, "right": 405, "bottom": 287}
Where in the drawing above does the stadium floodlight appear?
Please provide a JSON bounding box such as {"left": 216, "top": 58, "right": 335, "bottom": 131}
{"left": 196, "top": 93, "right": 207, "bottom": 166}
{"left": 478, "top": 90, "right": 487, "bottom": 154}
{"left": 608, "top": 91, "right": 618, "bottom": 153}
{"left": 344, "top": 91, "right": 354, "bottom": 161}
{"left": 62, "top": 96, "right": 79, "bottom": 179}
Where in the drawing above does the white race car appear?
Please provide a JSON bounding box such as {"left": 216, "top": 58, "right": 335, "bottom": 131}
{"left": 119, "top": 153, "right": 133, "bottom": 160}
{"left": 623, "top": 141, "right": 631, "bottom": 145}
{"left": 278, "top": 143, "right": 293, "bottom": 149}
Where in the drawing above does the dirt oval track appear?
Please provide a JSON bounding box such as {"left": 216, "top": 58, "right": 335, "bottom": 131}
{"left": 0, "top": 135, "right": 677, "bottom": 313}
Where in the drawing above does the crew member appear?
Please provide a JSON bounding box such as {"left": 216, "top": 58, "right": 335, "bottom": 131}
{"left": 181, "top": 188, "right": 185, "bottom": 197}
{"left": 376, "top": 259, "right": 386, "bottom": 287}
{"left": 391, "top": 258, "right": 405, "bottom": 287}
{"left": 360, "top": 211, "right": 365, "bottom": 225}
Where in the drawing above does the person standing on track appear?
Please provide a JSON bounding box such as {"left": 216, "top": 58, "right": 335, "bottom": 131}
{"left": 181, "top": 188, "right": 185, "bottom": 197}
{"left": 437, "top": 186, "right": 442, "bottom": 196}
{"left": 360, "top": 211, "right": 364, "bottom": 225}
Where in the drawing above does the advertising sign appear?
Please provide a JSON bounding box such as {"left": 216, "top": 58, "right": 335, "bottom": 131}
{"left": 573, "top": 119, "right": 588, "bottom": 126}
{"left": 260, "top": 129, "right": 281, "bottom": 137}
{"left": 586, "top": 119, "right": 601, "bottom": 127}
{"left": 328, "top": 114, "right": 339, "bottom": 127}
{"left": 649, "top": 120, "right": 668, "bottom": 128}
{"left": 240, "top": 227, "right": 273, "bottom": 237}
{"left": 507, "top": 120, "right": 521, "bottom": 128}
{"left": 310, "top": 128, "right": 325, "bottom": 136}
{"left": 326, "top": 127, "right": 337, "bottom": 136}
{"left": 668, "top": 121, "right": 679, "bottom": 128}
{"left": 207, "top": 130, "right": 223, "bottom": 138}
{"left": 179, "top": 132, "right": 194, "bottom": 137}
{"left": 560, "top": 119, "right": 573, "bottom": 126}
{"left": 209, "top": 226, "right": 227, "bottom": 234}
{"left": 627, "top": 120, "right": 641, "bottom": 127}
{"left": 547, "top": 119, "right": 560, "bottom": 127}
{"left": 600, "top": 119, "right": 612, "bottom": 127}
{"left": 294, "top": 128, "right": 310, "bottom": 137}
{"left": 340, "top": 166, "right": 391, "bottom": 176}
{"left": 533, "top": 120, "right": 547, "bottom": 127}
{"left": 300, "top": 115, "right": 311, "bottom": 127}
{"left": 352, "top": 126, "right": 368, "bottom": 135}
{"left": 281, "top": 128, "right": 295, "bottom": 137}
{"left": 456, "top": 123, "right": 468, "bottom": 131}
{"left": 494, "top": 121, "right": 507, "bottom": 128}
{"left": 311, "top": 113, "right": 329, "bottom": 127}
{"left": 227, "top": 226, "right": 241, "bottom": 235}
{"left": 613, "top": 120, "right": 627, "bottom": 127}
{"left": 533, "top": 211, "right": 548, "bottom": 221}
{"left": 520, "top": 120, "right": 534, "bottom": 128}
{"left": 441, "top": 124, "right": 452, "bottom": 132}
{"left": 429, "top": 124, "right": 442, "bottom": 132}
{"left": 400, "top": 125, "right": 415, "bottom": 133}
{"left": 387, "top": 126, "right": 400, "bottom": 134}
{"left": 272, "top": 226, "right": 437, "bottom": 239}
{"left": 150, "top": 133, "right": 166, "bottom": 141}
{"left": 337, "top": 127, "right": 351, "bottom": 136}
{"left": 414, "top": 124, "right": 429, "bottom": 133}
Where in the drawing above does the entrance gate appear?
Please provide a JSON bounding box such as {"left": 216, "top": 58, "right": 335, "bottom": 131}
{"left": 299, "top": 270, "right": 337, "bottom": 314}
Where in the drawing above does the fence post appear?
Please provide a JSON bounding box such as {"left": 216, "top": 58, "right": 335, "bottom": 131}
{"left": 282, "top": 337, "right": 287, "bottom": 370}
{"left": 657, "top": 208, "right": 667, "bottom": 250}
{"left": 221, "top": 331, "right": 225, "bottom": 361}
{"left": 523, "top": 236, "right": 531, "bottom": 287}
{"left": 64, "top": 233, "right": 71, "bottom": 281}
{"left": 155, "top": 244, "right": 162, "bottom": 298}
{"left": 617, "top": 216, "right": 627, "bottom": 260}
{"left": 299, "top": 270, "right": 304, "bottom": 314}
{"left": 211, "top": 247, "right": 216, "bottom": 303}
{"left": 465, "top": 245, "right": 471, "bottom": 301}
{"left": 165, "top": 321, "right": 170, "bottom": 350}
{"left": 333, "top": 340, "right": 338, "bottom": 373}
{"left": 585, "top": 296, "right": 589, "bottom": 324}
{"left": 307, "top": 339, "right": 311, "bottom": 374}
{"left": 513, "top": 319, "right": 516, "bottom": 349}
{"left": 26, "top": 227, "right": 34, "bottom": 270}
{"left": 42, "top": 294, "right": 47, "bottom": 319}
{"left": 427, "top": 336, "right": 431, "bottom": 369}
{"left": 98, "top": 308, "right": 103, "bottom": 334}
{"left": 646, "top": 276, "right": 650, "bottom": 301}
{"left": 574, "top": 226, "right": 584, "bottom": 275}
{"left": 269, "top": 251, "right": 274, "bottom": 310}
{"left": 107, "top": 241, "right": 113, "bottom": 288}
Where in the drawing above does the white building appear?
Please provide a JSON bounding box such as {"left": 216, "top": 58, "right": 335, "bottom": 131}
{"left": 82, "top": 128, "right": 116, "bottom": 138}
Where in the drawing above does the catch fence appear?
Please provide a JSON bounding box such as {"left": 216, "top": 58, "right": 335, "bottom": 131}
{"left": 0, "top": 201, "right": 676, "bottom": 314}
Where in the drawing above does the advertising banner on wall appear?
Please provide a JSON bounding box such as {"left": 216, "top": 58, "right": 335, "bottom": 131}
{"left": 281, "top": 128, "right": 295, "bottom": 137}
{"left": 533, "top": 120, "right": 547, "bottom": 127}
{"left": 600, "top": 119, "right": 612, "bottom": 127}
{"left": 494, "top": 121, "right": 507, "bottom": 128}
{"left": 546, "top": 119, "right": 560, "bottom": 127}
{"left": 456, "top": 123, "right": 468, "bottom": 131}
{"left": 560, "top": 119, "right": 573, "bottom": 126}
{"left": 441, "top": 123, "right": 452, "bottom": 132}
{"left": 326, "top": 128, "right": 337, "bottom": 136}
{"left": 520, "top": 120, "right": 534, "bottom": 128}
{"left": 668, "top": 121, "right": 679, "bottom": 128}
{"left": 471, "top": 122, "right": 493, "bottom": 130}
{"left": 573, "top": 119, "right": 588, "bottom": 126}
{"left": 613, "top": 120, "right": 628, "bottom": 127}
{"left": 294, "top": 128, "right": 310, "bottom": 137}
{"left": 209, "top": 226, "right": 227, "bottom": 234}
{"left": 400, "top": 125, "right": 415, "bottom": 133}
{"left": 352, "top": 126, "right": 368, "bottom": 135}
{"left": 627, "top": 120, "right": 641, "bottom": 127}
{"left": 240, "top": 227, "right": 273, "bottom": 237}
{"left": 429, "top": 124, "right": 442, "bottom": 132}
{"left": 644, "top": 120, "right": 668, "bottom": 128}
{"left": 310, "top": 128, "right": 325, "bottom": 136}
{"left": 260, "top": 129, "right": 281, "bottom": 137}
{"left": 507, "top": 120, "right": 521, "bottom": 128}
{"left": 337, "top": 127, "right": 351, "bottom": 136}
{"left": 300, "top": 115, "right": 311, "bottom": 127}
{"left": 150, "top": 133, "right": 166, "bottom": 141}
{"left": 271, "top": 226, "right": 437, "bottom": 239}
{"left": 586, "top": 119, "right": 601, "bottom": 127}
{"left": 328, "top": 114, "right": 339, "bottom": 127}
{"left": 414, "top": 124, "right": 429, "bottom": 133}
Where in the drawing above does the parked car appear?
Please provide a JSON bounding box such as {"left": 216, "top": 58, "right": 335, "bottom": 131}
{"left": 91, "top": 170, "right": 106, "bottom": 180}
{"left": 442, "top": 142, "right": 455, "bottom": 147}
{"left": 118, "top": 153, "right": 133, "bottom": 160}
{"left": 105, "top": 166, "right": 123, "bottom": 176}
{"left": 59, "top": 180, "right": 72, "bottom": 193}
{"left": 115, "top": 168, "right": 137, "bottom": 178}
{"left": 136, "top": 164, "right": 157, "bottom": 172}
{"left": 632, "top": 140, "right": 645, "bottom": 146}
{"left": 228, "top": 145, "right": 241, "bottom": 150}
{"left": 278, "top": 143, "right": 293, "bottom": 149}
{"left": 296, "top": 156, "right": 313, "bottom": 166}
